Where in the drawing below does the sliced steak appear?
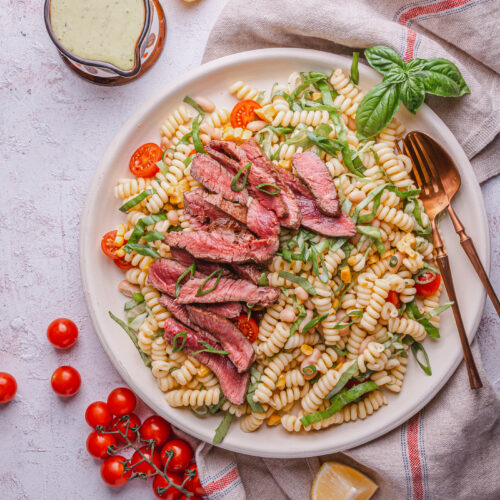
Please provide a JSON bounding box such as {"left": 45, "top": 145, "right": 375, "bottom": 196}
{"left": 292, "top": 151, "right": 340, "bottom": 216}
{"left": 206, "top": 140, "right": 288, "bottom": 219}
{"left": 297, "top": 195, "right": 356, "bottom": 237}
{"left": 164, "top": 230, "right": 278, "bottom": 264}
{"left": 200, "top": 302, "right": 242, "bottom": 319}
{"left": 164, "top": 319, "right": 249, "bottom": 405}
{"left": 231, "top": 263, "right": 264, "bottom": 285}
{"left": 175, "top": 275, "right": 280, "bottom": 306}
{"left": 184, "top": 189, "right": 247, "bottom": 233}
{"left": 190, "top": 154, "right": 249, "bottom": 204}
{"left": 148, "top": 259, "right": 205, "bottom": 296}
{"left": 241, "top": 139, "right": 301, "bottom": 229}
{"left": 246, "top": 199, "right": 280, "bottom": 239}
{"left": 273, "top": 163, "right": 312, "bottom": 198}
{"left": 186, "top": 306, "right": 256, "bottom": 372}
{"left": 170, "top": 247, "right": 228, "bottom": 277}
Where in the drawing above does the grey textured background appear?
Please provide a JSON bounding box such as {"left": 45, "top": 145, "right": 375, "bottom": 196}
{"left": 0, "top": 0, "right": 498, "bottom": 498}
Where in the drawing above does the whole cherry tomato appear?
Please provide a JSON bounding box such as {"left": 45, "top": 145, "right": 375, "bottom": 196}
{"left": 51, "top": 366, "right": 81, "bottom": 397}
{"left": 0, "top": 372, "right": 17, "bottom": 404}
{"left": 101, "top": 231, "right": 120, "bottom": 259}
{"left": 415, "top": 270, "right": 441, "bottom": 298}
{"left": 47, "top": 318, "right": 78, "bottom": 349}
{"left": 152, "top": 471, "right": 183, "bottom": 499}
{"left": 129, "top": 446, "right": 162, "bottom": 475}
{"left": 160, "top": 439, "right": 194, "bottom": 472}
{"left": 101, "top": 455, "right": 131, "bottom": 487}
{"left": 235, "top": 314, "right": 259, "bottom": 343}
{"left": 85, "top": 401, "right": 113, "bottom": 429}
{"left": 183, "top": 463, "right": 206, "bottom": 496}
{"left": 230, "top": 99, "right": 261, "bottom": 128}
{"left": 107, "top": 387, "right": 136, "bottom": 416}
{"left": 86, "top": 430, "right": 117, "bottom": 459}
{"left": 140, "top": 415, "right": 172, "bottom": 447}
{"left": 386, "top": 290, "right": 401, "bottom": 309}
{"left": 129, "top": 143, "right": 162, "bottom": 177}
{"left": 110, "top": 413, "right": 141, "bottom": 443}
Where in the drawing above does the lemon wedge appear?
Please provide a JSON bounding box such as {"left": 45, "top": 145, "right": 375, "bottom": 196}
{"left": 311, "top": 462, "right": 378, "bottom": 500}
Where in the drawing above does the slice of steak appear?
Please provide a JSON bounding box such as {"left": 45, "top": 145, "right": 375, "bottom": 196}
{"left": 184, "top": 189, "right": 247, "bottom": 233}
{"left": 186, "top": 306, "right": 256, "bottom": 372}
{"left": 246, "top": 199, "right": 280, "bottom": 239}
{"left": 273, "top": 162, "right": 312, "bottom": 198}
{"left": 175, "top": 275, "right": 280, "bottom": 306}
{"left": 148, "top": 259, "right": 205, "bottom": 296}
{"left": 206, "top": 140, "right": 288, "bottom": 219}
{"left": 190, "top": 154, "right": 249, "bottom": 204}
{"left": 292, "top": 151, "right": 340, "bottom": 216}
{"left": 164, "top": 230, "right": 278, "bottom": 264}
{"left": 170, "top": 247, "right": 228, "bottom": 277}
{"left": 241, "top": 139, "right": 301, "bottom": 229}
{"left": 199, "top": 302, "right": 242, "bottom": 318}
{"left": 231, "top": 263, "right": 264, "bottom": 285}
{"left": 164, "top": 319, "right": 249, "bottom": 405}
{"left": 297, "top": 195, "right": 356, "bottom": 237}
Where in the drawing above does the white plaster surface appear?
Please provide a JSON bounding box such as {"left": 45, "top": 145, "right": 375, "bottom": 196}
{"left": 0, "top": 1, "right": 498, "bottom": 498}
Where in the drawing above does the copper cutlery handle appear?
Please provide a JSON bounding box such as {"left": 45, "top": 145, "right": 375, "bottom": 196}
{"left": 431, "top": 220, "right": 482, "bottom": 389}
{"left": 447, "top": 205, "right": 500, "bottom": 317}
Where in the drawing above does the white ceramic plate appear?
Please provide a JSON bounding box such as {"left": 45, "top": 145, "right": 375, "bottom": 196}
{"left": 80, "top": 48, "right": 488, "bottom": 458}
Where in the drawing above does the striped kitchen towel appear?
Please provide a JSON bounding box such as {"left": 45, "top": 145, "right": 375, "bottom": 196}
{"left": 193, "top": 1, "right": 500, "bottom": 499}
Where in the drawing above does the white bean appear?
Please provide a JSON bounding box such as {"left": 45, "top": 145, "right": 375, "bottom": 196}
{"left": 167, "top": 210, "right": 179, "bottom": 225}
{"left": 160, "top": 137, "right": 170, "bottom": 149}
{"left": 294, "top": 286, "right": 309, "bottom": 302}
{"left": 194, "top": 96, "right": 216, "bottom": 113}
{"left": 246, "top": 120, "right": 267, "bottom": 132}
{"left": 347, "top": 189, "right": 366, "bottom": 203}
{"left": 118, "top": 280, "right": 140, "bottom": 298}
{"left": 279, "top": 306, "right": 296, "bottom": 323}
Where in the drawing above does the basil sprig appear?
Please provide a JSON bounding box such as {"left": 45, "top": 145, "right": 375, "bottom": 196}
{"left": 356, "top": 45, "right": 470, "bottom": 140}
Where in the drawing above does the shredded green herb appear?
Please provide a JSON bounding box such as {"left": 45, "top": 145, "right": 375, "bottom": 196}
{"left": 246, "top": 366, "right": 266, "bottom": 413}
{"left": 122, "top": 243, "right": 160, "bottom": 259}
{"left": 192, "top": 341, "right": 229, "bottom": 356}
{"left": 172, "top": 331, "right": 188, "bottom": 353}
{"left": 256, "top": 183, "right": 281, "bottom": 195}
{"left": 301, "top": 314, "right": 328, "bottom": 335}
{"left": 350, "top": 52, "right": 360, "bottom": 84}
{"left": 191, "top": 114, "right": 205, "bottom": 154}
{"left": 278, "top": 271, "right": 317, "bottom": 296}
{"left": 175, "top": 263, "right": 196, "bottom": 297}
{"left": 213, "top": 411, "right": 233, "bottom": 445}
{"left": 119, "top": 189, "right": 156, "bottom": 213}
{"left": 183, "top": 96, "right": 206, "bottom": 116}
{"left": 196, "top": 269, "right": 223, "bottom": 297}
{"left": 290, "top": 304, "right": 307, "bottom": 336}
{"left": 231, "top": 163, "right": 251, "bottom": 192}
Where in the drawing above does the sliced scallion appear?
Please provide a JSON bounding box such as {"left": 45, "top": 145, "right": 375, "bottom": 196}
{"left": 230, "top": 163, "right": 251, "bottom": 192}
{"left": 172, "top": 331, "right": 188, "bottom": 353}
{"left": 256, "top": 183, "right": 281, "bottom": 195}
{"left": 175, "top": 263, "right": 196, "bottom": 297}
{"left": 196, "top": 269, "right": 223, "bottom": 297}
{"left": 183, "top": 96, "right": 206, "bottom": 116}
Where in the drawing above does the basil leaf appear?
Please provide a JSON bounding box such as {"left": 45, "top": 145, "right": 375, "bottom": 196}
{"left": 192, "top": 114, "right": 206, "bottom": 154}
{"left": 212, "top": 411, "right": 233, "bottom": 445}
{"left": 356, "top": 82, "right": 401, "bottom": 141}
{"left": 257, "top": 272, "right": 269, "bottom": 286}
{"left": 325, "top": 361, "right": 360, "bottom": 399}
{"left": 133, "top": 293, "right": 144, "bottom": 304}
{"left": 128, "top": 213, "right": 167, "bottom": 245}
{"left": 142, "top": 230, "right": 165, "bottom": 242}
{"left": 364, "top": 45, "right": 404, "bottom": 74}
{"left": 278, "top": 271, "right": 317, "bottom": 296}
{"left": 123, "top": 243, "right": 160, "bottom": 259}
{"left": 405, "top": 299, "right": 440, "bottom": 339}
{"left": 401, "top": 76, "right": 426, "bottom": 114}
{"left": 183, "top": 96, "right": 205, "bottom": 116}
{"left": 184, "top": 155, "right": 194, "bottom": 167}
{"left": 119, "top": 189, "right": 155, "bottom": 213}
{"left": 411, "top": 341, "right": 432, "bottom": 376}
{"left": 421, "top": 301, "right": 453, "bottom": 320}
{"left": 290, "top": 304, "right": 307, "bottom": 336}
{"left": 350, "top": 51, "right": 360, "bottom": 84}
{"left": 208, "top": 396, "right": 226, "bottom": 414}
{"left": 246, "top": 366, "right": 266, "bottom": 413}
{"left": 383, "top": 67, "right": 408, "bottom": 84}
{"left": 356, "top": 225, "right": 386, "bottom": 254}
{"left": 416, "top": 58, "right": 470, "bottom": 97}
{"left": 301, "top": 313, "right": 328, "bottom": 336}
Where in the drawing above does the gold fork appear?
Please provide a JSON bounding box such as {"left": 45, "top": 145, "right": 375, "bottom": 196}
{"left": 401, "top": 135, "right": 482, "bottom": 389}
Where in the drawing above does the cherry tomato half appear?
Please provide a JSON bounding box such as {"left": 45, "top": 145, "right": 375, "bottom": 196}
{"left": 51, "top": 366, "right": 81, "bottom": 397}
{"left": 85, "top": 401, "right": 113, "bottom": 429}
{"left": 153, "top": 471, "right": 183, "bottom": 499}
{"left": 386, "top": 290, "right": 401, "bottom": 309}
{"left": 415, "top": 270, "right": 441, "bottom": 298}
{"left": 188, "top": 149, "right": 197, "bottom": 156}
{"left": 107, "top": 387, "right": 136, "bottom": 416}
{"left": 129, "top": 143, "right": 162, "bottom": 178}
{"left": 101, "top": 231, "right": 119, "bottom": 260}
{"left": 129, "top": 446, "right": 162, "bottom": 475}
{"left": 235, "top": 314, "right": 259, "bottom": 343}
{"left": 184, "top": 463, "right": 206, "bottom": 496}
{"left": 180, "top": 496, "right": 203, "bottom": 500}
{"left": 47, "top": 318, "right": 78, "bottom": 349}
{"left": 111, "top": 413, "right": 141, "bottom": 443}
{"left": 101, "top": 455, "right": 131, "bottom": 487}
{"left": 86, "top": 430, "right": 117, "bottom": 459}
{"left": 161, "top": 439, "right": 194, "bottom": 472}
{"left": 113, "top": 256, "right": 134, "bottom": 270}
{"left": 230, "top": 99, "right": 261, "bottom": 128}
{"left": 0, "top": 372, "right": 17, "bottom": 404}
{"left": 140, "top": 415, "right": 172, "bottom": 447}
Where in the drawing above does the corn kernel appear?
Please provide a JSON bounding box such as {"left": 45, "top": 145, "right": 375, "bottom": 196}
{"left": 278, "top": 159, "right": 292, "bottom": 170}
{"left": 267, "top": 414, "right": 282, "bottom": 426}
{"left": 335, "top": 362, "right": 344, "bottom": 371}
{"left": 367, "top": 255, "right": 379, "bottom": 265}
{"left": 222, "top": 126, "right": 252, "bottom": 143}
{"left": 140, "top": 256, "right": 154, "bottom": 271}
{"left": 255, "top": 104, "right": 276, "bottom": 122}
{"left": 347, "top": 255, "right": 357, "bottom": 266}
{"left": 301, "top": 344, "right": 314, "bottom": 356}
{"left": 311, "top": 92, "right": 322, "bottom": 100}
{"left": 340, "top": 266, "right": 351, "bottom": 283}
{"left": 114, "top": 224, "right": 127, "bottom": 247}
{"left": 332, "top": 298, "right": 339, "bottom": 310}
{"left": 276, "top": 374, "right": 286, "bottom": 389}
{"left": 197, "top": 365, "right": 210, "bottom": 378}
{"left": 115, "top": 248, "right": 126, "bottom": 258}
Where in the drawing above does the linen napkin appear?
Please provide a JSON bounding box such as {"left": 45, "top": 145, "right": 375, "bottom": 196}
{"left": 193, "top": 1, "right": 500, "bottom": 499}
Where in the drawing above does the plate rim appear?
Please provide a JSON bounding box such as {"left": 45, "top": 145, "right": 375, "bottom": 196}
{"left": 79, "top": 47, "right": 489, "bottom": 458}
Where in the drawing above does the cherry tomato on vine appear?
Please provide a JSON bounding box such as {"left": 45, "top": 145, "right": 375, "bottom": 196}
{"left": 386, "top": 290, "right": 401, "bottom": 309}
{"left": 101, "top": 230, "right": 120, "bottom": 259}
{"left": 415, "top": 270, "right": 441, "bottom": 298}
{"left": 51, "top": 366, "right": 81, "bottom": 397}
{"left": 86, "top": 430, "right": 117, "bottom": 459}
{"left": 113, "top": 256, "right": 134, "bottom": 270}
{"left": 0, "top": 372, "right": 17, "bottom": 404}
{"left": 107, "top": 387, "right": 136, "bottom": 416}
{"left": 152, "top": 471, "right": 183, "bottom": 500}
{"left": 101, "top": 455, "right": 131, "bottom": 487}
{"left": 230, "top": 99, "right": 261, "bottom": 128}
{"left": 129, "top": 143, "right": 162, "bottom": 177}
{"left": 160, "top": 439, "right": 193, "bottom": 472}
{"left": 47, "top": 318, "right": 78, "bottom": 349}
{"left": 85, "top": 401, "right": 113, "bottom": 429}
{"left": 129, "top": 446, "right": 162, "bottom": 475}
{"left": 111, "top": 413, "right": 141, "bottom": 442}
{"left": 140, "top": 415, "right": 172, "bottom": 447}
{"left": 183, "top": 463, "right": 206, "bottom": 496}
{"left": 235, "top": 314, "right": 259, "bottom": 343}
